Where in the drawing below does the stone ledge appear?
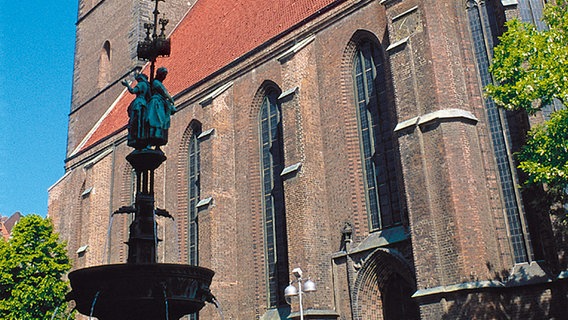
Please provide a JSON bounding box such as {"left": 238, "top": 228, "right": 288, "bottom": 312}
{"left": 386, "top": 36, "right": 409, "bottom": 51}
{"left": 395, "top": 108, "right": 478, "bottom": 132}
{"left": 281, "top": 162, "right": 302, "bottom": 177}
{"left": 197, "top": 128, "right": 215, "bottom": 140}
{"left": 84, "top": 147, "right": 113, "bottom": 169}
{"left": 352, "top": 225, "right": 408, "bottom": 254}
{"left": 196, "top": 197, "right": 213, "bottom": 209}
{"left": 413, "top": 280, "right": 504, "bottom": 298}
{"left": 279, "top": 86, "right": 299, "bottom": 100}
{"left": 277, "top": 35, "right": 316, "bottom": 62}
{"left": 199, "top": 81, "right": 233, "bottom": 107}
{"left": 506, "top": 261, "right": 554, "bottom": 287}
{"left": 413, "top": 261, "right": 557, "bottom": 299}
{"left": 288, "top": 309, "right": 339, "bottom": 320}
{"left": 501, "top": 0, "right": 518, "bottom": 7}
{"left": 392, "top": 6, "right": 418, "bottom": 22}
{"left": 332, "top": 225, "right": 409, "bottom": 258}
{"left": 76, "top": 245, "right": 89, "bottom": 255}
{"left": 260, "top": 307, "right": 291, "bottom": 320}
{"left": 48, "top": 171, "right": 72, "bottom": 192}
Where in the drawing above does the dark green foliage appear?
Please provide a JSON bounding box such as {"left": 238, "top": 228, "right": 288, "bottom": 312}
{"left": 517, "top": 108, "right": 568, "bottom": 228}
{"left": 487, "top": 1, "right": 568, "bottom": 113}
{"left": 487, "top": 2, "right": 568, "bottom": 193}
{"left": 517, "top": 108, "right": 568, "bottom": 190}
{"left": 0, "top": 215, "right": 71, "bottom": 319}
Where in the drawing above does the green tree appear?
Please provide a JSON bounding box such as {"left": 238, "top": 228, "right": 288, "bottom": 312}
{"left": 0, "top": 215, "right": 71, "bottom": 319}
{"left": 486, "top": 1, "right": 568, "bottom": 113}
{"left": 486, "top": 2, "right": 568, "bottom": 203}
{"left": 517, "top": 108, "right": 568, "bottom": 189}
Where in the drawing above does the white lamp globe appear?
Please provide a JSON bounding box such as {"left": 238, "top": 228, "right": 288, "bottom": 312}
{"left": 284, "top": 284, "right": 299, "bottom": 297}
{"left": 303, "top": 279, "right": 316, "bottom": 293}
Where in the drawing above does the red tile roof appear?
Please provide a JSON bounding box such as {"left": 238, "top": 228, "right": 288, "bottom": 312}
{"left": 0, "top": 212, "right": 22, "bottom": 240}
{"left": 78, "top": 0, "right": 341, "bottom": 153}
{"left": 1, "top": 222, "right": 9, "bottom": 240}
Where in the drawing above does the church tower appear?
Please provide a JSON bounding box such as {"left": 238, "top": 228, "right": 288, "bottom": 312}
{"left": 67, "top": 0, "right": 193, "bottom": 157}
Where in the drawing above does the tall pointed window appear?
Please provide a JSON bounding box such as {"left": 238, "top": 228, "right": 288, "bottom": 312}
{"left": 518, "top": 0, "right": 547, "bottom": 30}
{"left": 97, "top": 41, "right": 111, "bottom": 89}
{"left": 188, "top": 127, "right": 201, "bottom": 266}
{"left": 467, "top": 0, "right": 529, "bottom": 263}
{"left": 352, "top": 40, "right": 402, "bottom": 231}
{"left": 259, "top": 88, "right": 289, "bottom": 307}
{"left": 186, "top": 126, "right": 201, "bottom": 320}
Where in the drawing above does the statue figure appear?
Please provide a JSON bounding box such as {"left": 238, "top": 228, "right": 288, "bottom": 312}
{"left": 146, "top": 67, "right": 177, "bottom": 148}
{"left": 122, "top": 73, "right": 151, "bottom": 149}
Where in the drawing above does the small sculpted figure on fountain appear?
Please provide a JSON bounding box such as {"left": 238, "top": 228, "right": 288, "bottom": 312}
{"left": 147, "top": 67, "right": 177, "bottom": 148}
{"left": 123, "top": 67, "right": 176, "bottom": 150}
{"left": 122, "top": 73, "right": 151, "bottom": 149}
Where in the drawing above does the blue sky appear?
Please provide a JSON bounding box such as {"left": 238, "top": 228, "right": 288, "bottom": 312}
{"left": 0, "top": 3, "right": 77, "bottom": 217}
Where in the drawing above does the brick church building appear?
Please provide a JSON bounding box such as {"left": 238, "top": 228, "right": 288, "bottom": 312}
{"left": 48, "top": 0, "right": 567, "bottom": 318}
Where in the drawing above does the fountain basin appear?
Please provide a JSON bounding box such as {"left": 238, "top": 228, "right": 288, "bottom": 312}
{"left": 68, "top": 263, "right": 215, "bottom": 320}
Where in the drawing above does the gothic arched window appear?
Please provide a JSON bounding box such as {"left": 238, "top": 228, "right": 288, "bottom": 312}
{"left": 186, "top": 124, "right": 201, "bottom": 320}
{"left": 259, "top": 88, "right": 289, "bottom": 307}
{"left": 188, "top": 126, "right": 201, "bottom": 267}
{"left": 352, "top": 40, "right": 402, "bottom": 231}
{"left": 97, "top": 41, "right": 111, "bottom": 89}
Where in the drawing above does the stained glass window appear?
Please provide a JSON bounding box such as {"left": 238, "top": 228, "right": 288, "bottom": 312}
{"left": 260, "top": 89, "right": 289, "bottom": 307}
{"left": 187, "top": 127, "right": 201, "bottom": 320}
{"left": 467, "top": 0, "right": 528, "bottom": 263}
{"left": 188, "top": 130, "right": 200, "bottom": 266}
{"left": 352, "top": 41, "right": 402, "bottom": 231}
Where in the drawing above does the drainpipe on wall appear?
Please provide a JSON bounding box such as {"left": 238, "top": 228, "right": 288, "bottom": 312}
{"left": 107, "top": 142, "right": 117, "bottom": 264}
{"left": 342, "top": 222, "right": 356, "bottom": 320}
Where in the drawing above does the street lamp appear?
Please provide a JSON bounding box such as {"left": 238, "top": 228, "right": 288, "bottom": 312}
{"left": 284, "top": 268, "right": 316, "bottom": 320}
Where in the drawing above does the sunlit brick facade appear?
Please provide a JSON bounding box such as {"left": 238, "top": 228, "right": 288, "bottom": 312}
{"left": 49, "top": 0, "right": 568, "bottom": 318}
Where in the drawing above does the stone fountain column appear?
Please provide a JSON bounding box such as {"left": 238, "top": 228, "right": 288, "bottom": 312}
{"left": 67, "top": 2, "right": 215, "bottom": 319}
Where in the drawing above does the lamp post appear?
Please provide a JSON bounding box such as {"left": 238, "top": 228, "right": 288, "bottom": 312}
{"left": 284, "top": 268, "right": 317, "bottom": 320}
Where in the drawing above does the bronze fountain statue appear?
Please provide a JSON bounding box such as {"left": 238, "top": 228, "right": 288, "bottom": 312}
{"left": 68, "top": 1, "right": 215, "bottom": 319}
{"left": 122, "top": 66, "right": 177, "bottom": 150}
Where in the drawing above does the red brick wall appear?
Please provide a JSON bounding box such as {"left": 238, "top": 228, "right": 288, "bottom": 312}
{"left": 49, "top": 0, "right": 566, "bottom": 319}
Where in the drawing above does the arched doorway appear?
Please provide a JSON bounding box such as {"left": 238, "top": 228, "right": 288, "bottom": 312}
{"left": 352, "top": 249, "right": 420, "bottom": 319}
